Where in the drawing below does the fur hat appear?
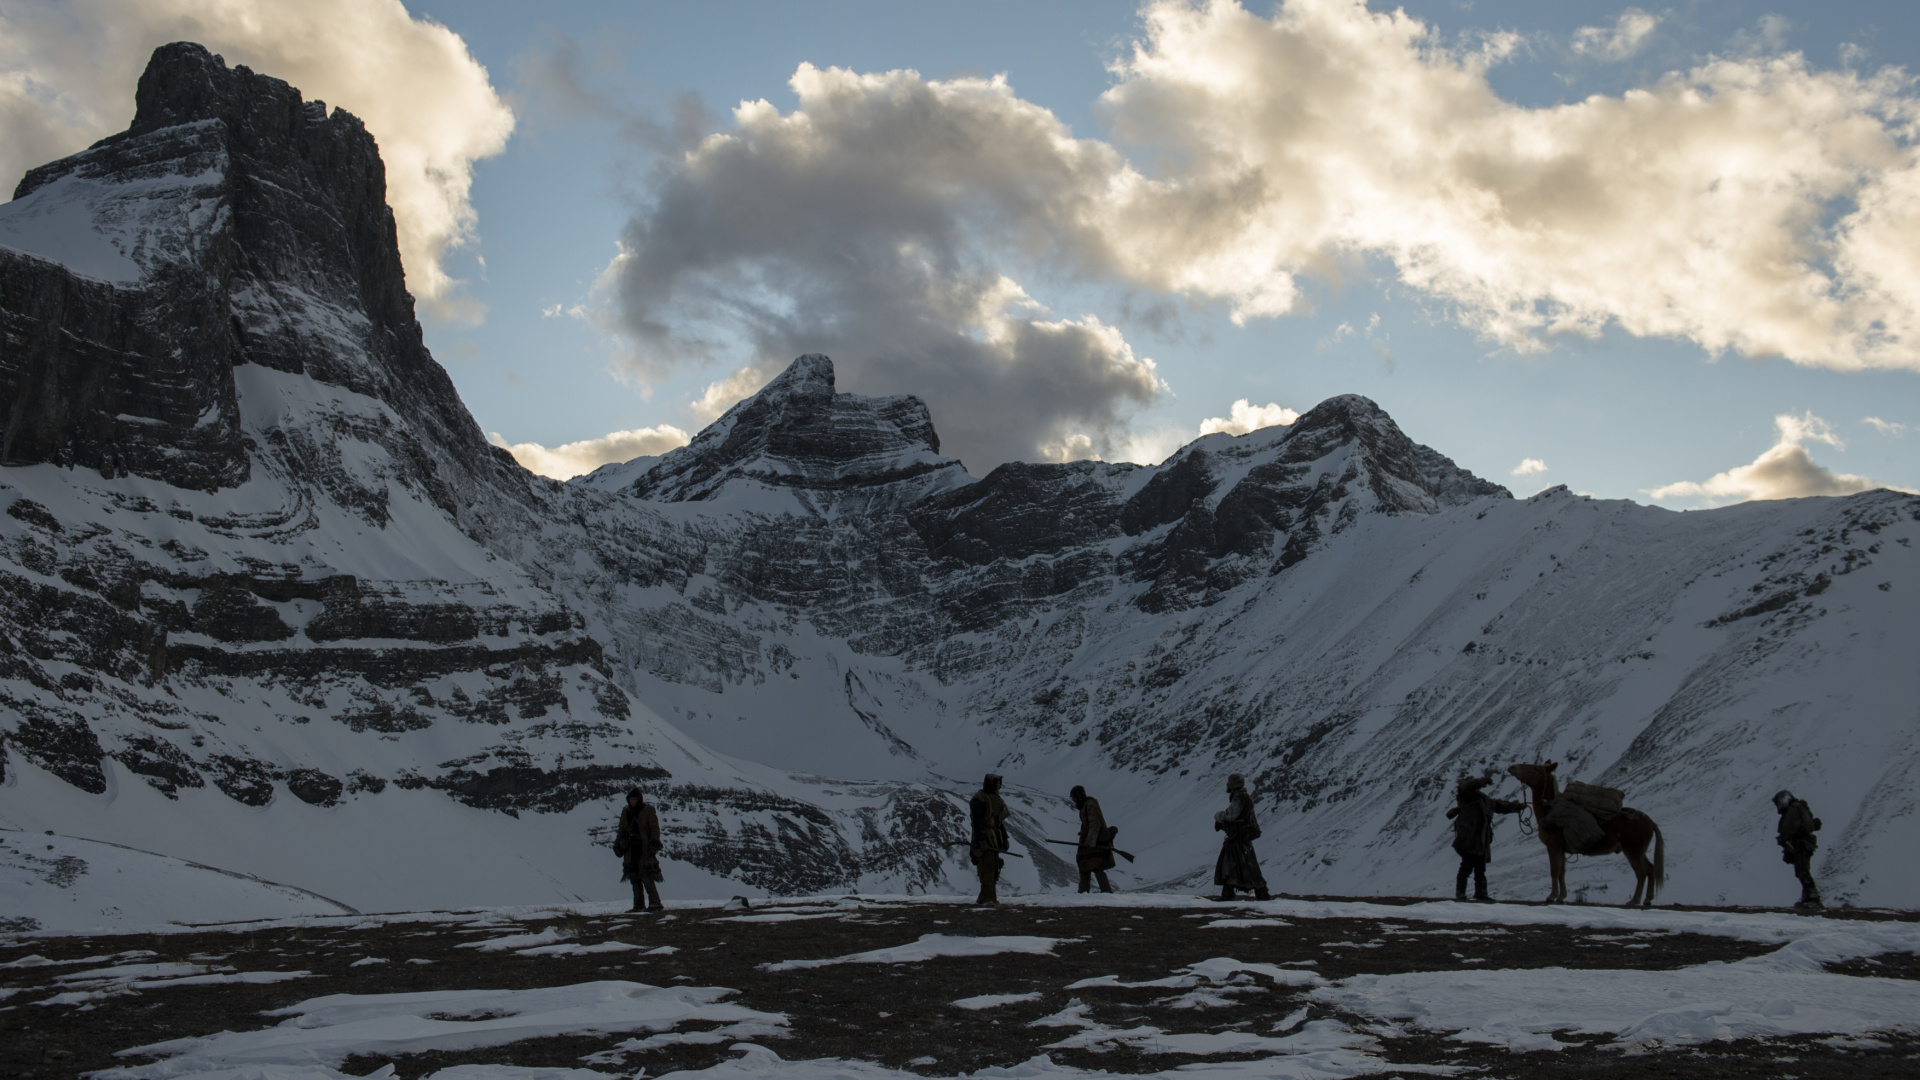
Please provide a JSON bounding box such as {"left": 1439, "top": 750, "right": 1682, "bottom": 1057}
{"left": 1226, "top": 773, "right": 1246, "bottom": 791}
{"left": 1070, "top": 784, "right": 1087, "bottom": 801}
{"left": 627, "top": 787, "right": 644, "bottom": 802}
{"left": 984, "top": 773, "right": 1003, "bottom": 790}
{"left": 1773, "top": 789, "right": 1795, "bottom": 810}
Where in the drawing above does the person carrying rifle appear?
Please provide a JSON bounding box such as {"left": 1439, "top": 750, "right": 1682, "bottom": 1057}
{"left": 1071, "top": 785, "right": 1116, "bottom": 894}
{"left": 970, "top": 773, "right": 1011, "bottom": 905}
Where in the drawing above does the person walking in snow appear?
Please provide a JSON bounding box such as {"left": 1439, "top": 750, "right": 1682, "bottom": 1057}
{"left": 1071, "top": 785, "right": 1116, "bottom": 894}
{"left": 970, "top": 773, "right": 1012, "bottom": 905}
{"left": 1447, "top": 775, "right": 1525, "bottom": 902}
{"left": 1213, "top": 773, "right": 1271, "bottom": 901}
{"left": 1773, "top": 789, "right": 1823, "bottom": 909}
{"left": 615, "top": 788, "right": 664, "bottom": 912}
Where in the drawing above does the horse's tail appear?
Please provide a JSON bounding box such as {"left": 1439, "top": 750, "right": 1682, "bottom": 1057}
{"left": 1648, "top": 819, "right": 1666, "bottom": 903}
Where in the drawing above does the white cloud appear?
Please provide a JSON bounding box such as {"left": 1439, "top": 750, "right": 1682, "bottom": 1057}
{"left": 1037, "top": 432, "right": 1100, "bottom": 463}
{"left": 489, "top": 425, "right": 689, "bottom": 480}
{"left": 1647, "top": 412, "right": 1910, "bottom": 505}
{"left": 0, "top": 0, "right": 513, "bottom": 322}
{"left": 1199, "top": 399, "right": 1299, "bottom": 437}
{"left": 690, "top": 362, "right": 783, "bottom": 423}
{"left": 1862, "top": 416, "right": 1907, "bottom": 435}
{"left": 1511, "top": 457, "right": 1548, "bottom": 477}
{"left": 605, "top": 61, "right": 1168, "bottom": 469}
{"left": 1571, "top": 9, "right": 1660, "bottom": 61}
{"left": 1098, "top": 0, "right": 1920, "bottom": 368}
{"left": 593, "top": 0, "right": 1920, "bottom": 469}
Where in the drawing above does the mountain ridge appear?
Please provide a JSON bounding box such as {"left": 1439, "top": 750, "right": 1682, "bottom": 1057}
{"left": 1, "top": 44, "right": 1915, "bottom": 919}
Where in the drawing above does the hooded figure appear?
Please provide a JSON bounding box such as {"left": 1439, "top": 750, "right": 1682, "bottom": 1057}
{"left": 614, "top": 788, "right": 664, "bottom": 912}
{"left": 1212, "top": 773, "right": 1270, "bottom": 901}
{"left": 970, "top": 773, "right": 1011, "bottom": 905}
{"left": 1774, "top": 789, "right": 1823, "bottom": 909}
{"left": 1071, "top": 785, "right": 1116, "bottom": 894}
{"left": 1446, "top": 775, "right": 1525, "bottom": 902}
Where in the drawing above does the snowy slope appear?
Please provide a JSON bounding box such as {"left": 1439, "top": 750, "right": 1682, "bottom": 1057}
{"left": 1, "top": 43, "right": 1914, "bottom": 929}
{"left": 557, "top": 380, "right": 1917, "bottom": 908}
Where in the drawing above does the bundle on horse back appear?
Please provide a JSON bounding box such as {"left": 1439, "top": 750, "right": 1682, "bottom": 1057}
{"left": 1545, "top": 781, "right": 1627, "bottom": 854}
{"left": 1563, "top": 781, "right": 1624, "bottom": 818}
{"left": 1544, "top": 797, "right": 1606, "bottom": 853}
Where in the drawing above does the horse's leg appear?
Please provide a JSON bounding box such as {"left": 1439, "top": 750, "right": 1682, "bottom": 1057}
{"left": 1550, "top": 844, "right": 1566, "bottom": 904}
{"left": 1625, "top": 846, "right": 1647, "bottom": 907}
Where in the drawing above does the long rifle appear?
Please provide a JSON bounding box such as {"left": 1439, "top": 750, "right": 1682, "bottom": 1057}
{"left": 1043, "top": 838, "right": 1136, "bottom": 863}
{"left": 945, "top": 841, "right": 1025, "bottom": 859}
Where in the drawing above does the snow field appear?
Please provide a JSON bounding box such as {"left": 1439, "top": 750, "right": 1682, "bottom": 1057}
{"left": 4, "top": 893, "right": 1913, "bottom": 1079}
{"left": 93, "top": 981, "right": 786, "bottom": 1079}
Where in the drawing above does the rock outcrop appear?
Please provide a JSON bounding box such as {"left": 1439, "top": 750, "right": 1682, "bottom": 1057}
{"left": 629, "top": 353, "right": 970, "bottom": 513}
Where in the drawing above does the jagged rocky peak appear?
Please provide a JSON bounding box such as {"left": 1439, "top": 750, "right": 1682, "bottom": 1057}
{"left": 1235, "top": 392, "right": 1508, "bottom": 513}
{"left": 0, "top": 41, "right": 526, "bottom": 523}
{"left": 629, "top": 354, "right": 970, "bottom": 507}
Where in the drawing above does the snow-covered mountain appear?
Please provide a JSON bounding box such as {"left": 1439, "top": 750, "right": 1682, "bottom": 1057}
{"left": 2, "top": 44, "right": 1915, "bottom": 928}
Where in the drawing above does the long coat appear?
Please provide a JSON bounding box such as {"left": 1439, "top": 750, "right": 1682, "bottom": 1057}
{"left": 1777, "top": 799, "right": 1820, "bottom": 859}
{"left": 1450, "top": 791, "right": 1526, "bottom": 859}
{"left": 1213, "top": 789, "right": 1267, "bottom": 890}
{"left": 1077, "top": 796, "right": 1116, "bottom": 873}
{"left": 617, "top": 802, "right": 663, "bottom": 883}
{"left": 970, "top": 789, "right": 1009, "bottom": 864}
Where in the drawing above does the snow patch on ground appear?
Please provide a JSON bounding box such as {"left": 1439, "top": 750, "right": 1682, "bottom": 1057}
{"left": 96, "top": 981, "right": 784, "bottom": 1079}
{"left": 952, "top": 992, "right": 1042, "bottom": 1010}
{"left": 1316, "top": 917, "right": 1920, "bottom": 1050}
{"left": 760, "top": 933, "right": 1063, "bottom": 971}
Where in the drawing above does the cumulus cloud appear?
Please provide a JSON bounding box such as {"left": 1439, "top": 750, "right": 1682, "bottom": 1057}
{"left": 1099, "top": 0, "right": 1920, "bottom": 367}
{"left": 1571, "top": 9, "right": 1660, "bottom": 61}
{"left": 1199, "top": 399, "right": 1299, "bottom": 436}
{"left": 1511, "top": 457, "right": 1548, "bottom": 477}
{"left": 0, "top": 0, "right": 513, "bottom": 322}
{"left": 1648, "top": 413, "right": 1910, "bottom": 505}
{"left": 690, "top": 362, "right": 783, "bottom": 423}
{"left": 591, "top": 0, "right": 1920, "bottom": 469}
{"left": 489, "top": 425, "right": 689, "bottom": 480}
{"left": 604, "top": 59, "right": 1167, "bottom": 470}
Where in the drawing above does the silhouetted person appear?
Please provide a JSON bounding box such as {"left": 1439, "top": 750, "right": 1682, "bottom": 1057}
{"left": 1213, "top": 773, "right": 1270, "bottom": 901}
{"left": 615, "top": 788, "right": 663, "bottom": 912}
{"left": 970, "top": 773, "right": 1011, "bottom": 905}
{"left": 1071, "top": 785, "right": 1116, "bottom": 894}
{"left": 1447, "top": 775, "right": 1524, "bottom": 901}
{"left": 1774, "top": 789, "right": 1823, "bottom": 909}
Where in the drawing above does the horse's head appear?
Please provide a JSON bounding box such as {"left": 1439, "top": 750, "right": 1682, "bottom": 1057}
{"left": 1506, "top": 761, "right": 1558, "bottom": 795}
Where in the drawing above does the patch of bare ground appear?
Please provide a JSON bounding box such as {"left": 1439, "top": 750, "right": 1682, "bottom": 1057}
{"left": 1825, "top": 952, "right": 1920, "bottom": 980}
{"left": 1, "top": 897, "right": 1914, "bottom": 1079}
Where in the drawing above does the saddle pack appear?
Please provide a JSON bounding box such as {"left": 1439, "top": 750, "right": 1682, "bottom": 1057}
{"left": 1544, "top": 796, "right": 1607, "bottom": 854}
{"left": 1562, "top": 780, "right": 1625, "bottom": 819}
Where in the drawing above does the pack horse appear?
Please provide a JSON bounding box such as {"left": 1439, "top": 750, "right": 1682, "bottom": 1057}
{"left": 1507, "top": 761, "right": 1666, "bottom": 907}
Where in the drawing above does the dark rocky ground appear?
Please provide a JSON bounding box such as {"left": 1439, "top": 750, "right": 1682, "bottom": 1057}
{"left": 1, "top": 896, "right": 1913, "bottom": 1080}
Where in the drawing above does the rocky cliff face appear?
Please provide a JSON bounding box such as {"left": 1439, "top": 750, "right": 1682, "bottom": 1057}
{"left": 0, "top": 45, "right": 1002, "bottom": 910}
{"left": 3, "top": 44, "right": 1917, "bottom": 916}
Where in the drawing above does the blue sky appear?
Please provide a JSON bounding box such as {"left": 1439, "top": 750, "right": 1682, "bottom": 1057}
{"left": 5, "top": 1, "right": 1917, "bottom": 501}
